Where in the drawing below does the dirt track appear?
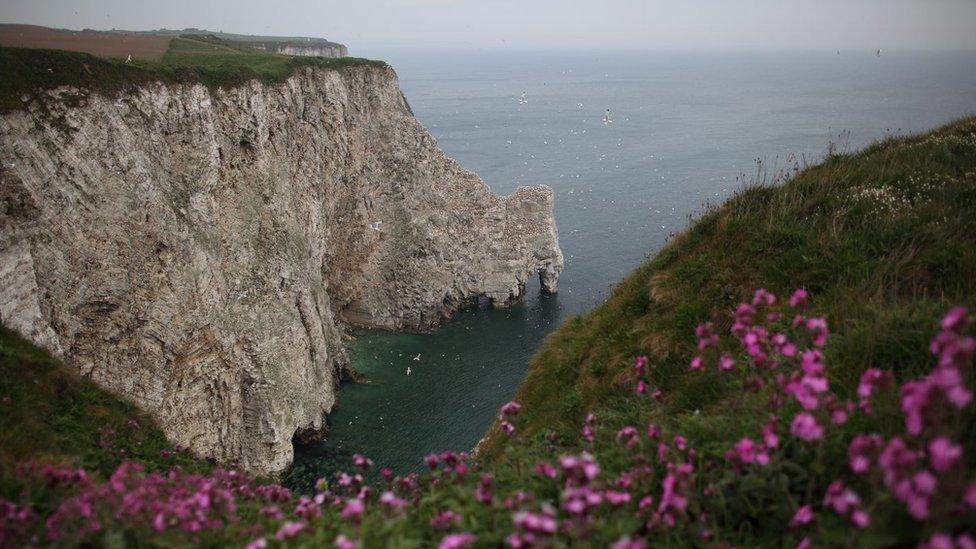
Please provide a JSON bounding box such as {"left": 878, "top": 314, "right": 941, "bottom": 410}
{"left": 0, "top": 24, "right": 171, "bottom": 60}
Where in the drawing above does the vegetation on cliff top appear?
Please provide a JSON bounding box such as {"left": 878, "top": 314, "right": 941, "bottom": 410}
{"left": 481, "top": 117, "right": 976, "bottom": 458}
{"left": 1, "top": 118, "right": 974, "bottom": 547}
{"left": 0, "top": 35, "right": 386, "bottom": 112}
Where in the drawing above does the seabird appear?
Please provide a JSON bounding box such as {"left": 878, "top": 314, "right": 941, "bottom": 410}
{"left": 413, "top": 354, "right": 421, "bottom": 361}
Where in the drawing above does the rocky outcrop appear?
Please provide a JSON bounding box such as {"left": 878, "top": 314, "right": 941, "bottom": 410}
{"left": 244, "top": 41, "right": 348, "bottom": 59}
{"left": 0, "top": 65, "right": 562, "bottom": 475}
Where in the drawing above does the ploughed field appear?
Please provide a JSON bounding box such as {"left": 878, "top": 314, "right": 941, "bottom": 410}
{"left": 0, "top": 24, "right": 171, "bottom": 60}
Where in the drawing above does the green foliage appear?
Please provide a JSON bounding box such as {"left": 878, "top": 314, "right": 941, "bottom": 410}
{"left": 475, "top": 117, "right": 976, "bottom": 543}
{"left": 0, "top": 38, "right": 387, "bottom": 113}
{"left": 0, "top": 326, "right": 206, "bottom": 489}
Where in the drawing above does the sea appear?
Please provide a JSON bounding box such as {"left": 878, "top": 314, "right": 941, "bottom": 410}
{"left": 288, "top": 48, "right": 976, "bottom": 488}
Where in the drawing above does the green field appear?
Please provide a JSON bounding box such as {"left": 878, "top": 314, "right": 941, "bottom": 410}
{"left": 0, "top": 34, "right": 385, "bottom": 112}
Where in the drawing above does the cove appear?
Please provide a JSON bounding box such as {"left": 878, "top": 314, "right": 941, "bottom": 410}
{"left": 288, "top": 283, "right": 560, "bottom": 489}
{"left": 289, "top": 49, "right": 976, "bottom": 489}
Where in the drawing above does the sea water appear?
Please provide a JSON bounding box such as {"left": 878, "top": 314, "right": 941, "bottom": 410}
{"left": 289, "top": 49, "right": 976, "bottom": 487}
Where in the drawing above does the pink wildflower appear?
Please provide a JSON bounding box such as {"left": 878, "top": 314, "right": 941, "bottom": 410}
{"left": 501, "top": 421, "right": 516, "bottom": 436}
{"left": 928, "top": 437, "right": 963, "bottom": 472}
{"left": 790, "top": 412, "right": 824, "bottom": 441}
{"left": 275, "top": 521, "right": 306, "bottom": 541}
{"left": 500, "top": 401, "right": 523, "bottom": 416}
{"left": 246, "top": 538, "right": 268, "bottom": 549}
{"left": 611, "top": 537, "right": 648, "bottom": 549}
{"left": 762, "top": 417, "right": 780, "bottom": 448}
{"left": 752, "top": 288, "right": 777, "bottom": 307}
{"left": 439, "top": 533, "right": 476, "bottom": 549}
{"left": 341, "top": 498, "right": 364, "bottom": 522}
{"left": 635, "top": 355, "right": 649, "bottom": 376}
{"left": 535, "top": 462, "right": 558, "bottom": 479}
{"left": 940, "top": 306, "right": 970, "bottom": 331}
{"left": 805, "top": 317, "right": 829, "bottom": 347}
{"left": 850, "top": 509, "right": 871, "bottom": 529}
{"left": 379, "top": 491, "right": 407, "bottom": 510}
{"left": 789, "top": 288, "right": 809, "bottom": 308}
{"left": 431, "top": 510, "right": 461, "bottom": 531}
{"left": 475, "top": 474, "right": 493, "bottom": 504}
{"left": 789, "top": 505, "right": 815, "bottom": 528}
{"left": 965, "top": 482, "right": 976, "bottom": 509}
{"left": 334, "top": 535, "right": 357, "bottom": 549}
{"left": 731, "top": 438, "right": 759, "bottom": 464}
{"left": 857, "top": 368, "right": 891, "bottom": 413}
{"left": 848, "top": 434, "right": 883, "bottom": 474}
{"left": 617, "top": 426, "right": 638, "bottom": 443}
{"left": 353, "top": 454, "right": 373, "bottom": 473}
{"left": 719, "top": 354, "right": 736, "bottom": 372}
{"left": 605, "top": 490, "right": 632, "bottom": 506}
{"left": 513, "top": 510, "right": 557, "bottom": 534}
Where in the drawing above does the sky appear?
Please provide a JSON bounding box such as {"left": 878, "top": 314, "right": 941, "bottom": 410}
{"left": 2, "top": 0, "right": 976, "bottom": 51}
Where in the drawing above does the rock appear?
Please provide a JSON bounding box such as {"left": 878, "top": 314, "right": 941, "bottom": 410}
{"left": 0, "top": 65, "right": 562, "bottom": 475}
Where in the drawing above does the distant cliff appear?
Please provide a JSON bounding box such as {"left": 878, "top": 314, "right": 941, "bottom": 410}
{"left": 244, "top": 41, "right": 348, "bottom": 58}
{"left": 0, "top": 63, "right": 562, "bottom": 475}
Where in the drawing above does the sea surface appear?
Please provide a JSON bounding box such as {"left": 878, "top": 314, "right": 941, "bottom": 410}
{"left": 289, "top": 49, "right": 976, "bottom": 488}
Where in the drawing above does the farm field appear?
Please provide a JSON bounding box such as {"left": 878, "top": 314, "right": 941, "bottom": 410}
{"left": 0, "top": 24, "right": 171, "bottom": 60}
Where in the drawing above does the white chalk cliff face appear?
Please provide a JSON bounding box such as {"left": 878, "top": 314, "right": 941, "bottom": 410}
{"left": 0, "top": 65, "right": 563, "bottom": 475}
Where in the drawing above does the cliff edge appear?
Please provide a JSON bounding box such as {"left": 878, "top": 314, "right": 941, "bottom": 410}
{"left": 0, "top": 63, "right": 562, "bottom": 475}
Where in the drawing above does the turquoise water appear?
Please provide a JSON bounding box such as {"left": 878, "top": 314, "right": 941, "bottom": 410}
{"left": 289, "top": 49, "right": 976, "bottom": 488}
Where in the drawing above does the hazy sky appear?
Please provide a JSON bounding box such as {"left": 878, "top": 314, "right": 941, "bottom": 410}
{"left": 3, "top": 0, "right": 975, "bottom": 51}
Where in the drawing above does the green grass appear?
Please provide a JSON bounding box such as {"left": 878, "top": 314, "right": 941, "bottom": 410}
{"left": 468, "top": 117, "right": 976, "bottom": 545}
{"left": 481, "top": 116, "right": 976, "bottom": 462}
{"left": 0, "top": 326, "right": 206, "bottom": 490}
{"left": 0, "top": 35, "right": 387, "bottom": 112}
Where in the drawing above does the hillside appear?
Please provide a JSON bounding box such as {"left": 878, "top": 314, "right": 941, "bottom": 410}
{"left": 1, "top": 119, "right": 974, "bottom": 546}
{"left": 484, "top": 117, "right": 976, "bottom": 454}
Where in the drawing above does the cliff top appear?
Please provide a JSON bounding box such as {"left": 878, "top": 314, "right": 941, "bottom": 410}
{"left": 0, "top": 24, "right": 346, "bottom": 60}
{"left": 0, "top": 35, "right": 386, "bottom": 112}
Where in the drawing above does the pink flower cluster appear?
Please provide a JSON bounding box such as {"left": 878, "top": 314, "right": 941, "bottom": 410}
{"left": 838, "top": 308, "right": 975, "bottom": 522}
{"left": 43, "top": 462, "right": 251, "bottom": 540}
{"left": 0, "top": 500, "right": 34, "bottom": 546}
{"left": 633, "top": 356, "right": 662, "bottom": 399}
{"left": 689, "top": 290, "right": 975, "bottom": 543}
{"left": 2, "top": 291, "right": 972, "bottom": 547}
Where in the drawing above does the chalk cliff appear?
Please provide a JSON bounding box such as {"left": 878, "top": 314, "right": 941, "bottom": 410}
{"left": 247, "top": 42, "right": 349, "bottom": 59}
{"left": 0, "top": 64, "right": 562, "bottom": 475}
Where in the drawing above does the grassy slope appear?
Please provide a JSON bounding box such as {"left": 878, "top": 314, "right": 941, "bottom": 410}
{"left": 472, "top": 117, "right": 976, "bottom": 544}
{"left": 0, "top": 326, "right": 206, "bottom": 491}
{"left": 482, "top": 117, "right": 976, "bottom": 469}
{"left": 0, "top": 35, "right": 386, "bottom": 112}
